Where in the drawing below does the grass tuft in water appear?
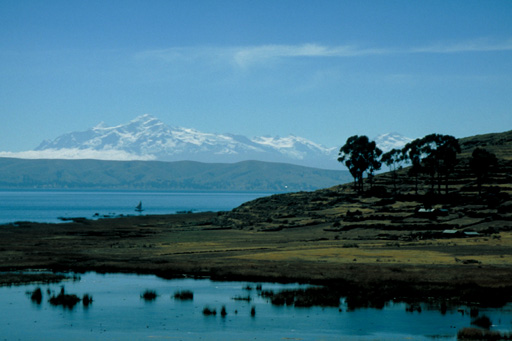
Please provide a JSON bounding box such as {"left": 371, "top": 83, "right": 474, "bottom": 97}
{"left": 30, "top": 287, "right": 43, "bottom": 304}
{"left": 49, "top": 286, "right": 81, "bottom": 309}
{"left": 82, "top": 294, "right": 93, "bottom": 307}
{"left": 173, "top": 290, "right": 193, "bottom": 300}
{"left": 141, "top": 290, "right": 157, "bottom": 301}
{"left": 202, "top": 306, "right": 216, "bottom": 316}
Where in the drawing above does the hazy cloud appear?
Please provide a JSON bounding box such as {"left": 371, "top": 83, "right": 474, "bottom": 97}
{"left": 232, "top": 44, "right": 389, "bottom": 67}
{"left": 0, "top": 149, "right": 156, "bottom": 161}
{"left": 135, "top": 38, "right": 512, "bottom": 68}
{"left": 411, "top": 38, "right": 512, "bottom": 54}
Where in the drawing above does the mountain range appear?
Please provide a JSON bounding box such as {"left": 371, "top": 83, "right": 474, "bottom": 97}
{"left": 10, "top": 114, "right": 412, "bottom": 170}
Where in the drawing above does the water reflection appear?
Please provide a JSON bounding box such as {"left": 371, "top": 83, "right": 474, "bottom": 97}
{"left": 1, "top": 272, "right": 510, "bottom": 340}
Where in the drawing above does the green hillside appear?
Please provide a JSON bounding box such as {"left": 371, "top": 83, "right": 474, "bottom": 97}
{"left": 0, "top": 158, "right": 351, "bottom": 192}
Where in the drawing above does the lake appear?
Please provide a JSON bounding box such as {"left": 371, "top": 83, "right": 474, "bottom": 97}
{"left": 0, "top": 190, "right": 272, "bottom": 225}
{"left": 1, "top": 272, "right": 512, "bottom": 340}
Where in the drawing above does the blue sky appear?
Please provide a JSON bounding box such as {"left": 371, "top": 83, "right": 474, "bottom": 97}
{"left": 1, "top": 0, "right": 511, "bottom": 152}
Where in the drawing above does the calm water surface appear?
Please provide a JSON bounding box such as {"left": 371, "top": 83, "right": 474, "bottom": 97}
{"left": 0, "top": 190, "right": 272, "bottom": 224}
{"left": 1, "top": 272, "right": 512, "bottom": 340}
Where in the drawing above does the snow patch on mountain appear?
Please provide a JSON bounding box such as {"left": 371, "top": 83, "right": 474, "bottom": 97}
{"left": 374, "top": 132, "right": 414, "bottom": 152}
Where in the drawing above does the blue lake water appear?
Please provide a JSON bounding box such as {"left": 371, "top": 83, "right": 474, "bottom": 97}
{"left": 0, "top": 190, "right": 272, "bottom": 224}
{"left": 1, "top": 272, "right": 512, "bottom": 340}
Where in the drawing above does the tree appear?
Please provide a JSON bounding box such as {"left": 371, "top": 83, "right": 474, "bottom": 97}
{"left": 435, "top": 135, "right": 461, "bottom": 194}
{"left": 402, "top": 134, "right": 461, "bottom": 195}
{"left": 381, "top": 148, "right": 405, "bottom": 191}
{"left": 338, "top": 135, "right": 382, "bottom": 192}
{"left": 469, "top": 148, "right": 498, "bottom": 195}
{"left": 402, "top": 139, "right": 423, "bottom": 195}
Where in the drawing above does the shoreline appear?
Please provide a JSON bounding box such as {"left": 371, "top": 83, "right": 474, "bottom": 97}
{"left": 2, "top": 212, "right": 512, "bottom": 308}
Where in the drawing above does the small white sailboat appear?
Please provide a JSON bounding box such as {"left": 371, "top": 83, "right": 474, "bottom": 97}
{"left": 135, "top": 201, "right": 144, "bottom": 212}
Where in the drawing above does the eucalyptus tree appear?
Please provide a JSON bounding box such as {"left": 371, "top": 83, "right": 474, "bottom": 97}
{"left": 469, "top": 148, "right": 498, "bottom": 195}
{"left": 338, "top": 135, "right": 382, "bottom": 192}
{"left": 381, "top": 148, "right": 405, "bottom": 191}
{"left": 402, "top": 139, "right": 423, "bottom": 195}
{"left": 403, "top": 134, "right": 461, "bottom": 194}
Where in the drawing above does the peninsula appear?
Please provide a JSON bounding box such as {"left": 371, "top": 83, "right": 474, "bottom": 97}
{"left": 1, "top": 130, "right": 512, "bottom": 308}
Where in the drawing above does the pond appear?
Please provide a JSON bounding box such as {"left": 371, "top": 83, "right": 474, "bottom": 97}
{"left": 1, "top": 272, "right": 511, "bottom": 340}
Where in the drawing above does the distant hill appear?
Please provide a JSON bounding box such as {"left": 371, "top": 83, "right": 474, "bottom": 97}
{"left": 0, "top": 158, "right": 352, "bottom": 192}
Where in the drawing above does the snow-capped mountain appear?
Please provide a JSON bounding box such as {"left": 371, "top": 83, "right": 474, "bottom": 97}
{"left": 34, "top": 114, "right": 340, "bottom": 169}
{"left": 374, "top": 133, "right": 414, "bottom": 152}
{"left": 6, "top": 115, "right": 414, "bottom": 169}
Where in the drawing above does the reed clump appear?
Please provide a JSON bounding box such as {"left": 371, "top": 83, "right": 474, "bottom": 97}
{"left": 202, "top": 306, "right": 216, "bottom": 316}
{"left": 173, "top": 290, "right": 194, "bottom": 300}
{"left": 30, "top": 287, "right": 43, "bottom": 304}
{"left": 82, "top": 294, "right": 93, "bottom": 307}
{"left": 457, "top": 327, "right": 512, "bottom": 340}
{"left": 232, "top": 295, "right": 251, "bottom": 302}
{"left": 260, "top": 287, "right": 340, "bottom": 308}
{"left": 141, "top": 290, "right": 157, "bottom": 301}
{"left": 471, "top": 315, "right": 492, "bottom": 329}
{"left": 49, "top": 287, "right": 81, "bottom": 309}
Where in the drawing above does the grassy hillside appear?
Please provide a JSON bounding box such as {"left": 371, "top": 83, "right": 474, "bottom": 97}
{"left": 0, "top": 158, "right": 352, "bottom": 192}
{"left": 218, "top": 129, "right": 512, "bottom": 233}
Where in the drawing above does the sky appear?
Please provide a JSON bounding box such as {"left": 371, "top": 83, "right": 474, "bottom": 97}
{"left": 1, "top": 0, "right": 511, "bottom": 152}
